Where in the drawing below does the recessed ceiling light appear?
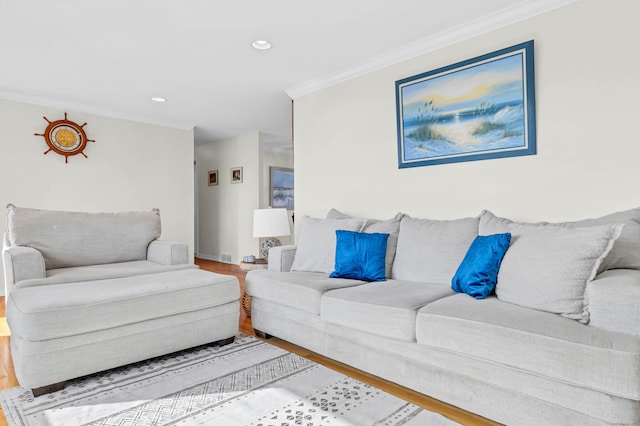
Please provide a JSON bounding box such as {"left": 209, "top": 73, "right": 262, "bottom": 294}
{"left": 252, "top": 40, "right": 272, "bottom": 50}
{"left": 151, "top": 97, "right": 166, "bottom": 102}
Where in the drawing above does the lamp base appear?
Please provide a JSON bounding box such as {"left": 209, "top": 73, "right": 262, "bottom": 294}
{"left": 260, "top": 237, "right": 282, "bottom": 258}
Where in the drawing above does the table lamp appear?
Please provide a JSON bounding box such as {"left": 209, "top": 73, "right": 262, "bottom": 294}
{"left": 253, "top": 208, "right": 291, "bottom": 258}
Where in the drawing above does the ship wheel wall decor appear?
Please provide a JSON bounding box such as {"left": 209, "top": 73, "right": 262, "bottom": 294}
{"left": 34, "top": 113, "right": 95, "bottom": 163}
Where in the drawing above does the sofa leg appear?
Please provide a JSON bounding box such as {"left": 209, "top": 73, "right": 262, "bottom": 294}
{"left": 254, "top": 329, "right": 273, "bottom": 339}
{"left": 214, "top": 336, "right": 235, "bottom": 346}
{"left": 32, "top": 381, "right": 66, "bottom": 397}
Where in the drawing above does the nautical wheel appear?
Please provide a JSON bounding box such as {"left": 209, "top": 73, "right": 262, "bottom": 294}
{"left": 35, "top": 113, "right": 95, "bottom": 163}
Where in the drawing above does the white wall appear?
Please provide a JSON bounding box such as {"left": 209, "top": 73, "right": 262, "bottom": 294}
{"left": 293, "top": 0, "right": 640, "bottom": 225}
{"left": 196, "top": 132, "right": 261, "bottom": 262}
{"left": 0, "top": 98, "right": 195, "bottom": 294}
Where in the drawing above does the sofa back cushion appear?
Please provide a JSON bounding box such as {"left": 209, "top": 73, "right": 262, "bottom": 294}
{"left": 290, "top": 216, "right": 364, "bottom": 274}
{"left": 496, "top": 223, "right": 621, "bottom": 323}
{"left": 7, "top": 204, "right": 161, "bottom": 270}
{"left": 480, "top": 208, "right": 640, "bottom": 272}
{"left": 392, "top": 215, "right": 479, "bottom": 283}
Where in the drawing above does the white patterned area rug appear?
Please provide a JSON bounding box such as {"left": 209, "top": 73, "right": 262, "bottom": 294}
{"left": 0, "top": 334, "right": 459, "bottom": 426}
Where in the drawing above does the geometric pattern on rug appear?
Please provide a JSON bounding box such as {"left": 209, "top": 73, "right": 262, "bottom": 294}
{"left": 254, "top": 376, "right": 426, "bottom": 426}
{"left": 0, "top": 334, "right": 460, "bottom": 426}
{"left": 85, "top": 352, "right": 316, "bottom": 426}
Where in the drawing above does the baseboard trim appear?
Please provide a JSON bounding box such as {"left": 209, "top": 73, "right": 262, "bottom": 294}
{"left": 195, "top": 254, "right": 238, "bottom": 265}
{"left": 195, "top": 253, "right": 220, "bottom": 262}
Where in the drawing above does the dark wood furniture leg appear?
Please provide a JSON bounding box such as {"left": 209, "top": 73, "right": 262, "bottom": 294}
{"left": 32, "top": 381, "right": 66, "bottom": 397}
{"left": 214, "top": 336, "right": 235, "bottom": 346}
{"left": 253, "top": 329, "right": 273, "bottom": 339}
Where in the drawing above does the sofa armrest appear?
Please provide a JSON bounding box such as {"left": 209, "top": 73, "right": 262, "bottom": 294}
{"left": 588, "top": 269, "right": 640, "bottom": 336}
{"left": 2, "top": 245, "right": 46, "bottom": 298}
{"left": 147, "top": 240, "right": 189, "bottom": 265}
{"left": 268, "top": 245, "right": 297, "bottom": 272}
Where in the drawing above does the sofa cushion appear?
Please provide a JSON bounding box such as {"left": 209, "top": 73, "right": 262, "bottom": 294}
{"left": 416, "top": 294, "right": 640, "bottom": 400}
{"left": 330, "top": 230, "right": 388, "bottom": 282}
{"left": 321, "top": 280, "right": 454, "bottom": 341}
{"left": 290, "top": 216, "right": 363, "bottom": 273}
{"left": 496, "top": 223, "right": 621, "bottom": 323}
{"left": 480, "top": 208, "right": 640, "bottom": 272}
{"left": 451, "top": 233, "right": 511, "bottom": 300}
{"left": 245, "top": 269, "right": 366, "bottom": 315}
{"left": 7, "top": 268, "right": 239, "bottom": 341}
{"left": 6, "top": 204, "right": 161, "bottom": 270}
{"left": 588, "top": 269, "right": 640, "bottom": 337}
{"left": 392, "top": 215, "right": 479, "bottom": 284}
{"left": 15, "top": 260, "right": 197, "bottom": 288}
{"left": 327, "top": 209, "right": 404, "bottom": 277}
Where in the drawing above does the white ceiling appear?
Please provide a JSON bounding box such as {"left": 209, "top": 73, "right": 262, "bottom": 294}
{"left": 0, "top": 0, "right": 574, "bottom": 151}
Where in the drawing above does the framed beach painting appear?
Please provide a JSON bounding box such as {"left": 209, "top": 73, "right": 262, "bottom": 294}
{"left": 270, "top": 167, "right": 294, "bottom": 209}
{"left": 395, "top": 40, "right": 536, "bottom": 168}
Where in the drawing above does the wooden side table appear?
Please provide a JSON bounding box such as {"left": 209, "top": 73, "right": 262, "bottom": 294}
{"left": 239, "top": 258, "right": 267, "bottom": 316}
{"left": 239, "top": 258, "right": 268, "bottom": 271}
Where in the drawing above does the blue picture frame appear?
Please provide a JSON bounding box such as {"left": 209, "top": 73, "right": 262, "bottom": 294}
{"left": 396, "top": 40, "right": 536, "bottom": 168}
{"left": 270, "top": 167, "right": 294, "bottom": 209}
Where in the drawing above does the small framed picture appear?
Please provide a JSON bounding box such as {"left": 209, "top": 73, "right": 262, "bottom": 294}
{"left": 207, "top": 170, "right": 218, "bottom": 186}
{"left": 231, "top": 166, "right": 243, "bottom": 184}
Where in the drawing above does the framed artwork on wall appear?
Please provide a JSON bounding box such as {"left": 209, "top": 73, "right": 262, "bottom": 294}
{"left": 270, "top": 167, "right": 294, "bottom": 209}
{"left": 207, "top": 170, "right": 218, "bottom": 186}
{"left": 231, "top": 167, "right": 243, "bottom": 184}
{"left": 395, "top": 40, "right": 536, "bottom": 168}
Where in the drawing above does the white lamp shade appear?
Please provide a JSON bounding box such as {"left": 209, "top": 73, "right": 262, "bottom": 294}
{"left": 253, "top": 208, "right": 290, "bottom": 238}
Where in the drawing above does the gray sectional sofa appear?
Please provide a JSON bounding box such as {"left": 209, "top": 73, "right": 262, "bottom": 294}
{"left": 2, "top": 204, "right": 240, "bottom": 395}
{"left": 245, "top": 208, "right": 640, "bottom": 425}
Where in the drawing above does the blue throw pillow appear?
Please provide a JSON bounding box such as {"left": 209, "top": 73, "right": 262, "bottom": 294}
{"left": 330, "top": 230, "right": 389, "bottom": 282}
{"left": 451, "top": 233, "right": 512, "bottom": 299}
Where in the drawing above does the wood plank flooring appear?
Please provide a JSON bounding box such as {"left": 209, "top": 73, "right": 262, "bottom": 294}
{"left": 0, "top": 295, "right": 18, "bottom": 426}
{"left": 0, "top": 259, "right": 499, "bottom": 426}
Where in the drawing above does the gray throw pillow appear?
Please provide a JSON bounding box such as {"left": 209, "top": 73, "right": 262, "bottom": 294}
{"left": 392, "top": 215, "right": 479, "bottom": 284}
{"left": 496, "top": 223, "right": 622, "bottom": 323}
{"left": 290, "top": 216, "right": 364, "bottom": 273}
{"left": 479, "top": 209, "right": 640, "bottom": 272}
{"left": 326, "top": 209, "right": 404, "bottom": 277}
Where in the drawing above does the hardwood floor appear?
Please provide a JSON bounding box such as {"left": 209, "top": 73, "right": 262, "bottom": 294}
{"left": 0, "top": 259, "right": 499, "bottom": 426}
{"left": 0, "top": 295, "right": 18, "bottom": 426}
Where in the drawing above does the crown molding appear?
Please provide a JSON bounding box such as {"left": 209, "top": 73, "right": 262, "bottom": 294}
{"left": 0, "top": 89, "right": 195, "bottom": 131}
{"left": 285, "top": 0, "right": 578, "bottom": 99}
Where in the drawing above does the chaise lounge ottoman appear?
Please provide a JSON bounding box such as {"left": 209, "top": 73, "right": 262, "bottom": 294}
{"left": 2, "top": 204, "right": 240, "bottom": 395}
